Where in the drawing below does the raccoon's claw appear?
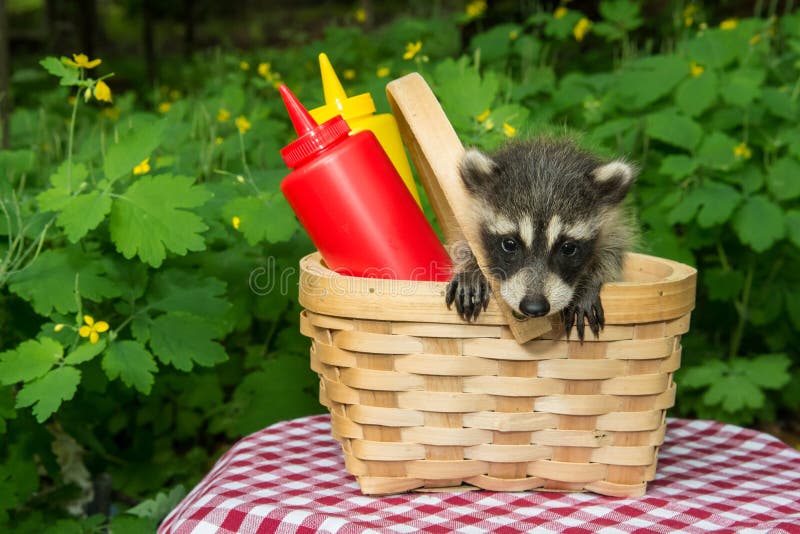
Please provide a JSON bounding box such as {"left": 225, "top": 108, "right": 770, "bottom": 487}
{"left": 445, "top": 271, "right": 490, "bottom": 322}
{"left": 561, "top": 295, "right": 605, "bottom": 342}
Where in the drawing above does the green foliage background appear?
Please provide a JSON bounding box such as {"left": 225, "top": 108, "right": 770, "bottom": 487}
{"left": 2, "top": 1, "right": 800, "bottom": 530}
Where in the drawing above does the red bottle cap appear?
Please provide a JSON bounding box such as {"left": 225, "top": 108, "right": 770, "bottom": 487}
{"left": 279, "top": 84, "right": 351, "bottom": 169}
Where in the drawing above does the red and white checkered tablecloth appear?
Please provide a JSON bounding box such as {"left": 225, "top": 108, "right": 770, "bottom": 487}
{"left": 159, "top": 415, "right": 800, "bottom": 534}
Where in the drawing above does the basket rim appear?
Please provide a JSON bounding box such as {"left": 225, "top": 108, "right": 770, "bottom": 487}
{"left": 298, "top": 252, "right": 697, "bottom": 326}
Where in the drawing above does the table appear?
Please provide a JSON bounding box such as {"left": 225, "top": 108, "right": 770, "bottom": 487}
{"left": 159, "top": 415, "right": 800, "bottom": 533}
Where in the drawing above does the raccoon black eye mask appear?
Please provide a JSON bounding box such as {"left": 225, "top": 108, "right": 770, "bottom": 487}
{"left": 445, "top": 137, "right": 637, "bottom": 342}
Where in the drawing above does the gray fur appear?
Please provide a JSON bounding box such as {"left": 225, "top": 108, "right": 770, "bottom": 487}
{"left": 445, "top": 137, "right": 638, "bottom": 341}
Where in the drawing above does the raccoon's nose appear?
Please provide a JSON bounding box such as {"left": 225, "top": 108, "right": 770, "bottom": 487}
{"left": 519, "top": 295, "right": 550, "bottom": 317}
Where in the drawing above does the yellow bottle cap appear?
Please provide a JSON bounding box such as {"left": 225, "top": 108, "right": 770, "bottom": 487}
{"left": 310, "top": 53, "right": 376, "bottom": 124}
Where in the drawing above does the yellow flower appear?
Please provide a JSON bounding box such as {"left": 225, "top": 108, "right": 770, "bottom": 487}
{"left": 483, "top": 118, "right": 495, "bottom": 131}
{"left": 232, "top": 216, "right": 241, "bottom": 230}
{"left": 235, "top": 115, "right": 251, "bottom": 134}
{"left": 749, "top": 34, "right": 762, "bottom": 45}
{"left": 476, "top": 109, "right": 491, "bottom": 122}
{"left": 258, "top": 62, "right": 271, "bottom": 78}
{"left": 503, "top": 122, "right": 516, "bottom": 138}
{"left": 78, "top": 315, "right": 109, "bottom": 344}
{"left": 683, "top": 5, "right": 697, "bottom": 26}
{"left": 376, "top": 66, "right": 390, "bottom": 78}
{"left": 734, "top": 142, "right": 752, "bottom": 159}
{"left": 690, "top": 61, "right": 704, "bottom": 78}
{"left": 509, "top": 30, "right": 519, "bottom": 41}
{"left": 573, "top": 17, "right": 591, "bottom": 42}
{"left": 354, "top": 7, "right": 366, "bottom": 23}
{"left": 84, "top": 88, "right": 92, "bottom": 103}
{"left": 94, "top": 80, "right": 112, "bottom": 102}
{"left": 63, "top": 53, "right": 102, "bottom": 69}
{"left": 403, "top": 41, "right": 422, "bottom": 60}
{"left": 54, "top": 323, "right": 65, "bottom": 332}
{"left": 67, "top": 95, "right": 76, "bottom": 105}
{"left": 720, "top": 18, "right": 738, "bottom": 30}
{"left": 157, "top": 101, "right": 172, "bottom": 113}
{"left": 466, "top": 0, "right": 487, "bottom": 19}
{"left": 133, "top": 157, "right": 151, "bottom": 175}
{"left": 217, "top": 108, "right": 231, "bottom": 122}
{"left": 240, "top": 61, "right": 250, "bottom": 71}
{"left": 344, "top": 69, "right": 356, "bottom": 80}
{"left": 554, "top": 6, "right": 568, "bottom": 19}
{"left": 215, "top": 136, "right": 223, "bottom": 145}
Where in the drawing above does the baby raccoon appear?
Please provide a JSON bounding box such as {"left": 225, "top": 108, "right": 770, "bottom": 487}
{"left": 445, "top": 137, "right": 637, "bottom": 341}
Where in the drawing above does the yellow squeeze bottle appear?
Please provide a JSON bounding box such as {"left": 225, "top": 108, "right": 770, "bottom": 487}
{"left": 310, "top": 53, "right": 421, "bottom": 205}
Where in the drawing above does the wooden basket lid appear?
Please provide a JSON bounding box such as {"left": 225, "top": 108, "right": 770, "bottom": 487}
{"left": 299, "top": 251, "right": 696, "bottom": 326}
{"left": 386, "top": 72, "right": 551, "bottom": 342}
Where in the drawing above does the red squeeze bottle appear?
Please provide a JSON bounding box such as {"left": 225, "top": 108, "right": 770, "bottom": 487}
{"left": 278, "top": 85, "right": 452, "bottom": 281}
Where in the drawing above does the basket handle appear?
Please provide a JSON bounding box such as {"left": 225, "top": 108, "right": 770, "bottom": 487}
{"left": 386, "top": 73, "right": 551, "bottom": 343}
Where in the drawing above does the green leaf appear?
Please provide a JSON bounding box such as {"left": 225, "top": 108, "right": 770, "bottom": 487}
{"left": 8, "top": 248, "right": 121, "bottom": 316}
{"left": 147, "top": 271, "right": 231, "bottom": 322}
{"left": 61, "top": 191, "right": 113, "bottom": 243}
{"left": 126, "top": 485, "right": 186, "bottom": 521}
{"left": 103, "top": 341, "right": 157, "bottom": 394}
{"left": 766, "top": 158, "right": 800, "bottom": 201}
{"left": 39, "top": 57, "right": 79, "bottom": 86}
{"left": 64, "top": 340, "right": 106, "bottom": 365}
{"left": 667, "top": 181, "right": 740, "bottom": 227}
{"left": 785, "top": 209, "right": 800, "bottom": 249}
{"left": 103, "top": 119, "right": 165, "bottom": 181}
{"left": 225, "top": 355, "right": 320, "bottom": 435}
{"left": 704, "top": 374, "right": 764, "bottom": 412}
{"left": 675, "top": 70, "right": 718, "bottom": 117}
{"left": 697, "top": 131, "right": 738, "bottom": 170}
{"left": 36, "top": 162, "right": 111, "bottom": 241}
{"left": 469, "top": 24, "right": 521, "bottom": 64}
{"left": 645, "top": 109, "right": 702, "bottom": 151}
{"left": 733, "top": 195, "right": 785, "bottom": 252}
{"left": 761, "top": 88, "right": 797, "bottom": 120}
{"left": 614, "top": 55, "right": 687, "bottom": 109}
{"left": 434, "top": 57, "right": 498, "bottom": 127}
{"left": 148, "top": 313, "right": 227, "bottom": 371}
{"left": 15, "top": 367, "right": 81, "bottom": 422}
{"left": 720, "top": 69, "right": 765, "bottom": 107}
{"left": 109, "top": 174, "right": 211, "bottom": 267}
{"left": 696, "top": 182, "right": 742, "bottom": 228}
{"left": 222, "top": 194, "right": 298, "bottom": 246}
{"left": 0, "top": 338, "right": 63, "bottom": 385}
{"left": 659, "top": 155, "right": 698, "bottom": 180}
{"left": 703, "top": 268, "right": 744, "bottom": 302}
{"left": 598, "top": 0, "right": 642, "bottom": 31}
{"left": 681, "top": 360, "right": 728, "bottom": 388}
{"left": 735, "top": 354, "right": 791, "bottom": 390}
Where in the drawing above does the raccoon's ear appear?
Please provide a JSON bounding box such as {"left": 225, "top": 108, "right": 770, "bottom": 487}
{"left": 590, "top": 160, "right": 637, "bottom": 206}
{"left": 459, "top": 148, "right": 496, "bottom": 195}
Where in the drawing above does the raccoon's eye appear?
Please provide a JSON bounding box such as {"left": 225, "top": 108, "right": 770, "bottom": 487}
{"left": 501, "top": 238, "right": 519, "bottom": 253}
{"left": 561, "top": 241, "right": 578, "bottom": 256}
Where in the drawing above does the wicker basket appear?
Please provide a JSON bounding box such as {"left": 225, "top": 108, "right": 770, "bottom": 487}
{"left": 298, "top": 251, "right": 696, "bottom": 497}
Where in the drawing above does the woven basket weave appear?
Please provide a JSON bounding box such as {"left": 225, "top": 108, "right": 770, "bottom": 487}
{"left": 298, "top": 251, "right": 696, "bottom": 497}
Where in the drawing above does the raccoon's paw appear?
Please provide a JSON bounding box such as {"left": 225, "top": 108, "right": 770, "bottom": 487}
{"left": 561, "top": 292, "right": 605, "bottom": 342}
{"left": 445, "top": 270, "right": 490, "bottom": 322}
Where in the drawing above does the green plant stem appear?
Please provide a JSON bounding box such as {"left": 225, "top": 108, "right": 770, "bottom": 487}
{"left": 66, "top": 82, "right": 82, "bottom": 193}
{"left": 729, "top": 259, "right": 755, "bottom": 359}
{"left": 237, "top": 132, "right": 260, "bottom": 196}
{"left": 716, "top": 242, "right": 731, "bottom": 271}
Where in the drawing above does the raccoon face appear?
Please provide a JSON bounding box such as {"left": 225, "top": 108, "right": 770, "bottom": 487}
{"left": 459, "top": 140, "right": 636, "bottom": 318}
